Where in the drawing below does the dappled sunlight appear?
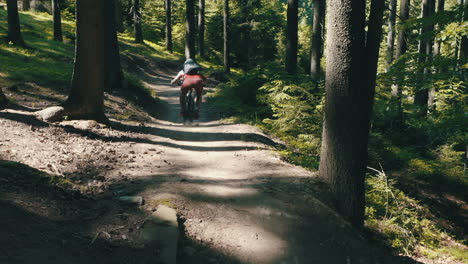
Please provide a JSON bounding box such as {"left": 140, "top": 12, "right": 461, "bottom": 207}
{"left": 189, "top": 184, "right": 259, "bottom": 198}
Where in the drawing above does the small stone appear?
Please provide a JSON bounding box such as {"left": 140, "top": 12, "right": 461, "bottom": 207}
{"left": 118, "top": 196, "right": 144, "bottom": 205}
{"left": 122, "top": 235, "right": 127, "bottom": 240}
{"left": 129, "top": 150, "right": 136, "bottom": 154}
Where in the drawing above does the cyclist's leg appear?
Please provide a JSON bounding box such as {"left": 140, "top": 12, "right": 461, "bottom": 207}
{"left": 194, "top": 81, "right": 204, "bottom": 112}
{"left": 180, "top": 86, "right": 189, "bottom": 114}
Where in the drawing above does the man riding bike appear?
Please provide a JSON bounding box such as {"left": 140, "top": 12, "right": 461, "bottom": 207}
{"left": 170, "top": 59, "right": 206, "bottom": 119}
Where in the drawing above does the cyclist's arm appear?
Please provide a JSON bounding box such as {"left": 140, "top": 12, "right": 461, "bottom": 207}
{"left": 170, "top": 70, "right": 184, "bottom": 85}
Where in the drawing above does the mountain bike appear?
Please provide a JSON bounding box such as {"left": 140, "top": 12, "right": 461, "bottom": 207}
{"left": 183, "top": 87, "right": 198, "bottom": 122}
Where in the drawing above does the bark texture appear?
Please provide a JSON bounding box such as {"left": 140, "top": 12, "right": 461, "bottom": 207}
{"left": 285, "top": 0, "right": 299, "bottom": 74}
{"left": 185, "top": 0, "right": 196, "bottom": 59}
{"left": 104, "top": 0, "right": 124, "bottom": 91}
{"left": 224, "top": 0, "right": 230, "bottom": 73}
{"left": 310, "top": 0, "right": 325, "bottom": 79}
{"left": 6, "top": 0, "right": 26, "bottom": 47}
{"left": 133, "top": 0, "right": 143, "bottom": 43}
{"left": 319, "top": 0, "right": 384, "bottom": 227}
{"left": 165, "top": 0, "right": 173, "bottom": 52}
{"left": 52, "top": 0, "right": 63, "bottom": 42}
{"left": 319, "top": 0, "right": 367, "bottom": 227}
{"left": 64, "top": 0, "right": 106, "bottom": 121}
{"left": 198, "top": 0, "right": 205, "bottom": 57}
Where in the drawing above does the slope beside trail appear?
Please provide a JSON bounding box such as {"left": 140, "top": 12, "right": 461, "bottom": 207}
{"left": 0, "top": 55, "right": 420, "bottom": 264}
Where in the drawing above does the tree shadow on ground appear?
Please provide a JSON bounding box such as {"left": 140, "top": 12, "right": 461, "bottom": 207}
{"left": 0, "top": 159, "right": 422, "bottom": 264}
{"left": 0, "top": 111, "right": 281, "bottom": 152}
{"left": 102, "top": 170, "right": 423, "bottom": 264}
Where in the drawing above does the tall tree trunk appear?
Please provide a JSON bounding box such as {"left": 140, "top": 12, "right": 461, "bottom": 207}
{"left": 165, "top": 0, "right": 173, "bottom": 52}
{"left": 319, "top": 0, "right": 384, "bottom": 227}
{"left": 52, "top": 0, "right": 63, "bottom": 42}
{"left": 414, "top": 0, "right": 435, "bottom": 114}
{"left": 133, "top": 0, "right": 143, "bottom": 43}
{"left": 429, "top": 0, "right": 445, "bottom": 110}
{"left": 198, "top": 0, "right": 205, "bottom": 57}
{"left": 310, "top": 0, "right": 325, "bottom": 80}
{"left": 115, "top": 0, "right": 124, "bottom": 33}
{"left": 386, "top": 0, "right": 397, "bottom": 72}
{"left": 104, "top": 0, "right": 124, "bottom": 91}
{"left": 185, "top": 0, "right": 196, "bottom": 59}
{"left": 224, "top": 0, "right": 230, "bottom": 73}
{"left": 6, "top": 0, "right": 26, "bottom": 47}
{"left": 391, "top": 0, "right": 410, "bottom": 121}
{"left": 285, "top": 0, "right": 299, "bottom": 74}
{"left": 64, "top": 0, "right": 106, "bottom": 121}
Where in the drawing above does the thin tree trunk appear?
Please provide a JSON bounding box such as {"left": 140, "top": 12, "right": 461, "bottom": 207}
{"left": 285, "top": 0, "right": 299, "bottom": 74}
{"left": 386, "top": 0, "right": 397, "bottom": 72}
{"left": 133, "top": 0, "right": 143, "bottom": 43}
{"left": 52, "top": 0, "right": 63, "bottom": 42}
{"left": 64, "top": 0, "right": 106, "bottom": 122}
{"left": 6, "top": 0, "right": 26, "bottom": 47}
{"left": 185, "top": 0, "right": 196, "bottom": 59}
{"left": 198, "top": 0, "right": 205, "bottom": 57}
{"left": 429, "top": 0, "right": 445, "bottom": 110}
{"left": 391, "top": 0, "right": 410, "bottom": 121}
{"left": 414, "top": 0, "right": 435, "bottom": 114}
{"left": 224, "top": 0, "right": 230, "bottom": 73}
{"left": 104, "top": 0, "right": 124, "bottom": 91}
{"left": 319, "top": 0, "right": 367, "bottom": 227}
{"left": 310, "top": 0, "right": 325, "bottom": 80}
{"left": 115, "top": 0, "right": 124, "bottom": 33}
{"left": 165, "top": 0, "right": 172, "bottom": 52}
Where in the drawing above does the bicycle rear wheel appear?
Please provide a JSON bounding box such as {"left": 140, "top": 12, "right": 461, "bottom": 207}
{"left": 184, "top": 88, "right": 196, "bottom": 121}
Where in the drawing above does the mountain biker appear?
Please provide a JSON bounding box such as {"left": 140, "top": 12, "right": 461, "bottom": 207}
{"left": 170, "top": 59, "right": 206, "bottom": 118}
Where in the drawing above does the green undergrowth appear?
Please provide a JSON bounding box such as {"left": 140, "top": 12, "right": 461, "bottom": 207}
{"left": 208, "top": 63, "right": 467, "bottom": 261}
{"left": 0, "top": 11, "right": 75, "bottom": 89}
{"left": 207, "top": 63, "right": 324, "bottom": 170}
{"left": 0, "top": 8, "right": 181, "bottom": 115}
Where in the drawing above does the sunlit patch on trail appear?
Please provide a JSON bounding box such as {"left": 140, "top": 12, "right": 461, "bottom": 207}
{"left": 192, "top": 184, "right": 259, "bottom": 198}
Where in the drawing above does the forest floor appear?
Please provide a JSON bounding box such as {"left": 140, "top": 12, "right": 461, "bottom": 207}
{"left": 0, "top": 52, "right": 463, "bottom": 264}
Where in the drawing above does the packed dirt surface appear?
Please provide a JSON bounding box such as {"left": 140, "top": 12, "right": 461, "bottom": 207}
{"left": 0, "top": 56, "right": 431, "bottom": 264}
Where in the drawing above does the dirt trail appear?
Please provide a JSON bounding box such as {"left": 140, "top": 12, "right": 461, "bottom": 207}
{"left": 119, "top": 66, "right": 411, "bottom": 264}
{"left": 0, "top": 58, "right": 417, "bottom": 264}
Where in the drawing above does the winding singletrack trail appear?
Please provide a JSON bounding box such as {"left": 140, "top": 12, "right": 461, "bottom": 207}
{"left": 119, "top": 60, "right": 410, "bottom": 264}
